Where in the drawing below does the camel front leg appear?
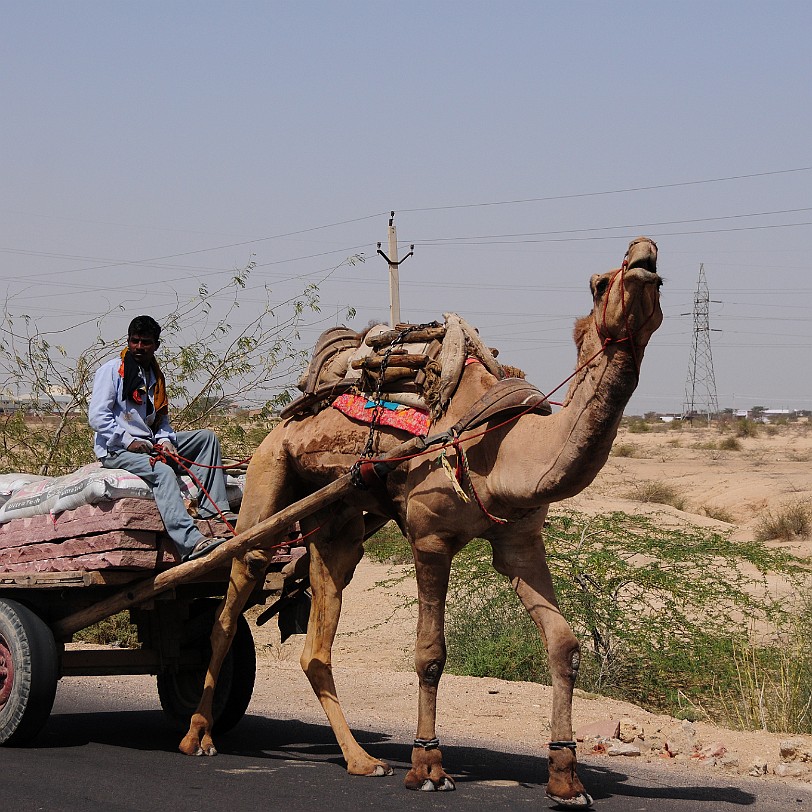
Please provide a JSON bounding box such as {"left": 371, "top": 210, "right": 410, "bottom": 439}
{"left": 301, "top": 517, "right": 393, "bottom": 777}
{"left": 490, "top": 527, "right": 592, "bottom": 808}
{"left": 404, "top": 546, "right": 455, "bottom": 792}
{"left": 179, "top": 550, "right": 267, "bottom": 756}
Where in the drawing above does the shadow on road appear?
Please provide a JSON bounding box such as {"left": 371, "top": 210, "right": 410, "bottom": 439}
{"left": 35, "top": 710, "right": 760, "bottom": 808}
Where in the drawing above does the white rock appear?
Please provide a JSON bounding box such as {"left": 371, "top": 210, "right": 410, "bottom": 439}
{"left": 607, "top": 742, "right": 641, "bottom": 757}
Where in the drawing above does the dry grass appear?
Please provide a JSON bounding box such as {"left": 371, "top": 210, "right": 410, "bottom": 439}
{"left": 612, "top": 443, "right": 638, "bottom": 458}
{"left": 702, "top": 504, "right": 736, "bottom": 524}
{"left": 625, "top": 480, "right": 687, "bottom": 511}
{"left": 754, "top": 501, "right": 811, "bottom": 542}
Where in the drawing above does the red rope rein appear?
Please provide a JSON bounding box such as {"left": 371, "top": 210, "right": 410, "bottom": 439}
{"left": 160, "top": 246, "right": 655, "bottom": 534}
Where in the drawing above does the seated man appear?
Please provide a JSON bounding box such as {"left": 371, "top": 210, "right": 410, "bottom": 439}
{"left": 88, "top": 315, "right": 232, "bottom": 562}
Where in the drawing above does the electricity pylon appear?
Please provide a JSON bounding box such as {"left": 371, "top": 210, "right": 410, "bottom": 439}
{"left": 682, "top": 264, "right": 720, "bottom": 424}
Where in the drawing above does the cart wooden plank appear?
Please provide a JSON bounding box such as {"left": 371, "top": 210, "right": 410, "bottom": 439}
{"left": 51, "top": 434, "right": 426, "bottom": 638}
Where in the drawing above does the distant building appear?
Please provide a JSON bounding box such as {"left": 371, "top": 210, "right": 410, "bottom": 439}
{"left": 735, "top": 408, "right": 795, "bottom": 423}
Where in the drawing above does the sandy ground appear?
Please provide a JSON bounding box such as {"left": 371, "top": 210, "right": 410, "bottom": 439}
{"left": 240, "top": 421, "right": 812, "bottom": 787}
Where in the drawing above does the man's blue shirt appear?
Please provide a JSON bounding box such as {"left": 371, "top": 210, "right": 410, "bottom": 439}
{"left": 88, "top": 357, "right": 177, "bottom": 458}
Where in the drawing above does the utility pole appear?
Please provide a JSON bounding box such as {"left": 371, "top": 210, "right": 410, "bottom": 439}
{"left": 377, "top": 211, "right": 413, "bottom": 326}
{"left": 682, "top": 263, "right": 721, "bottom": 424}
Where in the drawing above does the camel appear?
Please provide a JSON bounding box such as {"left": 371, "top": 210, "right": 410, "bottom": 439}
{"left": 179, "top": 237, "right": 662, "bottom": 807}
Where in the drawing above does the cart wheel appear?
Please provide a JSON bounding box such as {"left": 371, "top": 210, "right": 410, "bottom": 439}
{"left": 0, "top": 598, "right": 58, "bottom": 746}
{"left": 157, "top": 599, "right": 255, "bottom": 734}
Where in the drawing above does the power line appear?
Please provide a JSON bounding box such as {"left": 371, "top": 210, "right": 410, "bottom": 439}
{"left": 399, "top": 166, "right": 812, "bottom": 213}
{"left": 413, "top": 220, "right": 812, "bottom": 246}
{"left": 412, "top": 207, "right": 812, "bottom": 244}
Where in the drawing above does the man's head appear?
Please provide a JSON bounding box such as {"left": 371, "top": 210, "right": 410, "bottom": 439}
{"left": 127, "top": 315, "right": 161, "bottom": 367}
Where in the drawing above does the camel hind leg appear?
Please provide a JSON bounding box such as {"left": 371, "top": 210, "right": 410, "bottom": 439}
{"left": 488, "top": 521, "right": 593, "bottom": 808}
{"left": 179, "top": 430, "right": 296, "bottom": 757}
{"left": 300, "top": 510, "right": 394, "bottom": 777}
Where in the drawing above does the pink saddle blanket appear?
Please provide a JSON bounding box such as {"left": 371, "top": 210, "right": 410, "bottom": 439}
{"left": 332, "top": 393, "right": 431, "bottom": 437}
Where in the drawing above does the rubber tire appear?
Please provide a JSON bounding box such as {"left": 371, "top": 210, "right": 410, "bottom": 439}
{"left": 0, "top": 598, "right": 59, "bottom": 746}
{"left": 157, "top": 599, "right": 255, "bottom": 734}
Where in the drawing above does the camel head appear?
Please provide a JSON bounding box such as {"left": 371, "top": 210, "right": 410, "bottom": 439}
{"left": 586, "top": 236, "right": 663, "bottom": 349}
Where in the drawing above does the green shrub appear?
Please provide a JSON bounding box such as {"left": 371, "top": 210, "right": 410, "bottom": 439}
{"left": 611, "top": 443, "right": 637, "bottom": 458}
{"left": 735, "top": 418, "right": 759, "bottom": 438}
{"left": 626, "top": 418, "right": 650, "bottom": 434}
{"left": 73, "top": 612, "right": 139, "bottom": 648}
{"left": 718, "top": 436, "right": 742, "bottom": 451}
{"left": 365, "top": 522, "right": 413, "bottom": 564}
{"left": 443, "top": 511, "right": 804, "bottom": 727}
{"left": 716, "top": 591, "right": 812, "bottom": 733}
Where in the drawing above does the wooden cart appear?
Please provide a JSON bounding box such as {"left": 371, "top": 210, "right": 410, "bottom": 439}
{"left": 0, "top": 498, "right": 308, "bottom": 746}
{"left": 0, "top": 435, "right": 424, "bottom": 747}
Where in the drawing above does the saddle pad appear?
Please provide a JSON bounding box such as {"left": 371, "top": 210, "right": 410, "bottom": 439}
{"left": 332, "top": 393, "right": 431, "bottom": 437}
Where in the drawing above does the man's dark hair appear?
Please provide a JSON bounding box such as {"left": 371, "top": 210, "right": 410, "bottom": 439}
{"left": 128, "top": 315, "right": 161, "bottom": 341}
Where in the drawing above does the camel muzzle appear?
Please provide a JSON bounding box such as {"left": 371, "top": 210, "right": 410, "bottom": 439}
{"left": 624, "top": 236, "right": 658, "bottom": 273}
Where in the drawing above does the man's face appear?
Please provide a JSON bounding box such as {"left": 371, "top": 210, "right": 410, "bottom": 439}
{"left": 127, "top": 333, "right": 159, "bottom": 367}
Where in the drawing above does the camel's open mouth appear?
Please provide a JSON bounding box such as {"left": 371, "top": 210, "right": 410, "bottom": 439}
{"left": 625, "top": 237, "right": 658, "bottom": 274}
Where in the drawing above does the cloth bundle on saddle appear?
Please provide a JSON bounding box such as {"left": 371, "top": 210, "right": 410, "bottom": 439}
{"left": 280, "top": 313, "right": 551, "bottom": 432}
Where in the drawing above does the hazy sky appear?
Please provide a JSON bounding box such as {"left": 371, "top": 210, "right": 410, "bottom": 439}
{"left": 3, "top": 1, "right": 810, "bottom": 414}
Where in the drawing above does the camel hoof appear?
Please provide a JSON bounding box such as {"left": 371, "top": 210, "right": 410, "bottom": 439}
{"left": 545, "top": 791, "right": 593, "bottom": 808}
{"left": 195, "top": 746, "right": 218, "bottom": 757}
{"left": 371, "top": 764, "right": 394, "bottom": 777}
{"left": 418, "top": 777, "right": 455, "bottom": 792}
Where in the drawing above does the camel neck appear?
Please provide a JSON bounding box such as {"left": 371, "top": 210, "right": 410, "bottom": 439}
{"left": 523, "top": 327, "right": 641, "bottom": 503}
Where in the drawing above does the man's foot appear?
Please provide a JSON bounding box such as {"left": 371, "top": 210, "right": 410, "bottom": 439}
{"left": 182, "top": 535, "right": 229, "bottom": 562}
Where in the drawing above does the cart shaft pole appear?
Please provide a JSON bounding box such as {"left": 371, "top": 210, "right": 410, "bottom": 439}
{"left": 52, "top": 435, "right": 425, "bottom": 638}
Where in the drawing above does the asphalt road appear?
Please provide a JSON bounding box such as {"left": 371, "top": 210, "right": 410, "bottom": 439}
{"left": 1, "top": 682, "right": 810, "bottom": 812}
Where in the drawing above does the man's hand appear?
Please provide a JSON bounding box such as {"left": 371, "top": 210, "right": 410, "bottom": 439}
{"left": 158, "top": 439, "right": 178, "bottom": 457}
{"left": 127, "top": 439, "right": 154, "bottom": 453}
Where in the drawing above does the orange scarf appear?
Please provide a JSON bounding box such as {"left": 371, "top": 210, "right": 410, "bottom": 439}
{"left": 119, "top": 348, "right": 168, "bottom": 418}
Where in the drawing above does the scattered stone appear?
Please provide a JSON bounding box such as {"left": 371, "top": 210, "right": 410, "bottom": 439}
{"left": 775, "top": 762, "right": 809, "bottom": 778}
{"left": 646, "top": 732, "right": 666, "bottom": 754}
{"left": 694, "top": 741, "right": 727, "bottom": 760}
{"left": 719, "top": 755, "right": 739, "bottom": 770}
{"left": 575, "top": 719, "right": 620, "bottom": 742}
{"left": 619, "top": 717, "right": 640, "bottom": 744}
{"left": 590, "top": 741, "right": 609, "bottom": 756}
{"left": 665, "top": 736, "right": 690, "bottom": 757}
{"left": 780, "top": 739, "right": 812, "bottom": 763}
{"left": 749, "top": 761, "right": 768, "bottom": 777}
{"left": 607, "top": 741, "right": 641, "bottom": 757}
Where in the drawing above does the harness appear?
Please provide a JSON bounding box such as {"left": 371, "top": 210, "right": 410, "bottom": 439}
{"left": 352, "top": 238, "right": 660, "bottom": 526}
